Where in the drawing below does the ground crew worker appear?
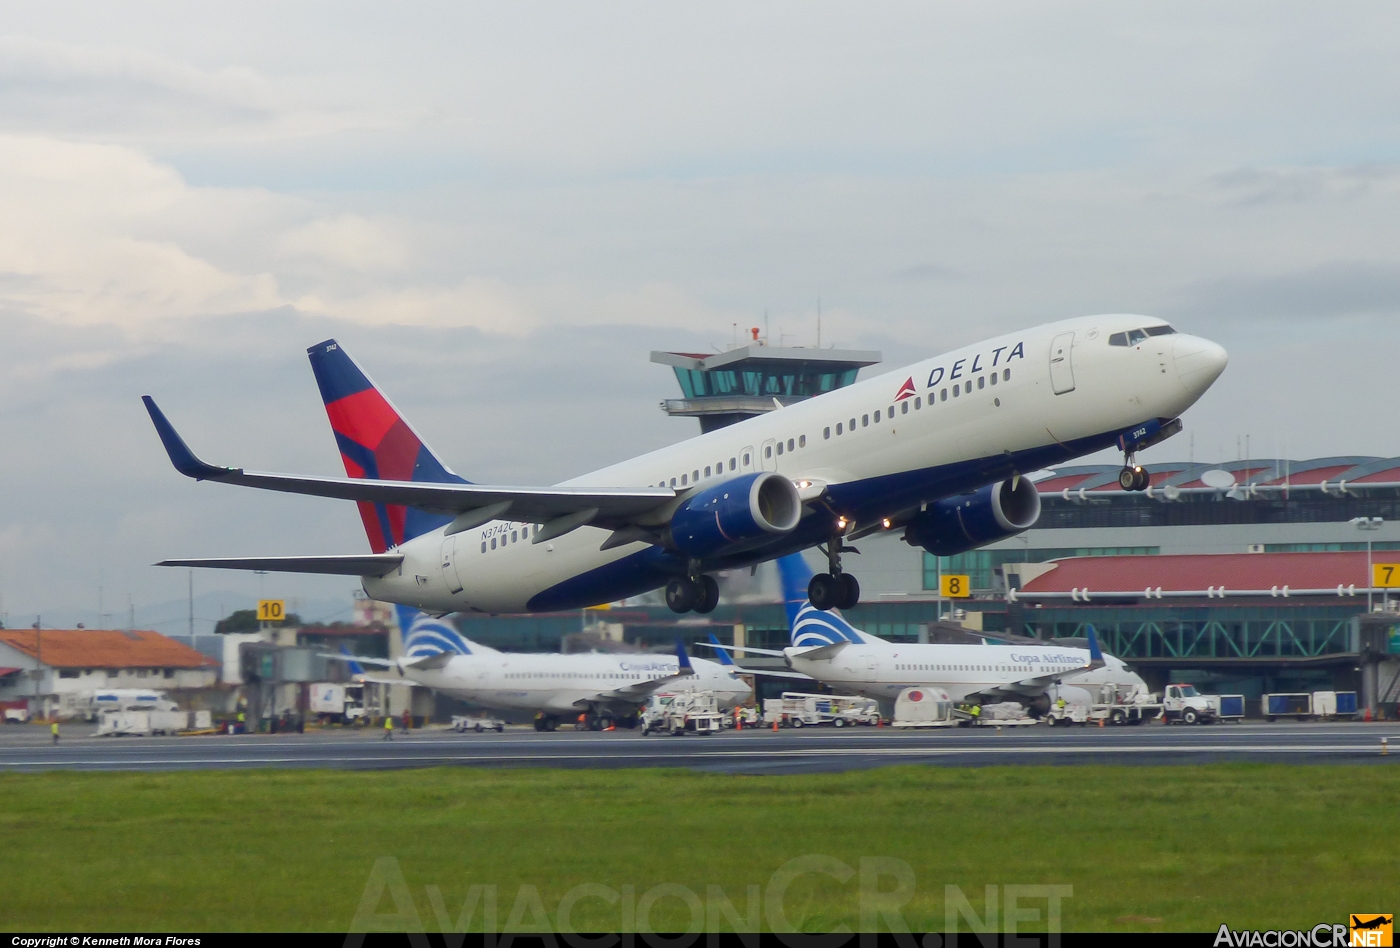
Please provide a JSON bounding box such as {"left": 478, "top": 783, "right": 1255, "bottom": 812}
{"left": 402, "top": 708, "right": 412, "bottom": 732}
{"left": 970, "top": 704, "right": 981, "bottom": 721}
{"left": 51, "top": 721, "right": 59, "bottom": 744}
{"left": 1056, "top": 696, "right": 1066, "bottom": 712}
{"left": 236, "top": 710, "right": 245, "bottom": 734}
{"left": 383, "top": 715, "right": 394, "bottom": 740}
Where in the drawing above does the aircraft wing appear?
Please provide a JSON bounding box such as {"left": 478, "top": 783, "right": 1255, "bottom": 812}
{"left": 978, "top": 629, "right": 1107, "bottom": 699}
{"left": 321, "top": 653, "right": 395, "bottom": 668}
{"left": 589, "top": 641, "right": 696, "bottom": 704}
{"left": 162, "top": 554, "right": 403, "bottom": 576}
{"left": 143, "top": 396, "right": 674, "bottom": 533}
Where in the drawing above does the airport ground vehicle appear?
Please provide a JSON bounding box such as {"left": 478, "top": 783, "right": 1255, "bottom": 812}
{"left": 309, "top": 683, "right": 367, "bottom": 724}
{"left": 81, "top": 689, "right": 178, "bottom": 722}
{"left": 1214, "top": 694, "right": 1247, "bottom": 722}
{"left": 641, "top": 692, "right": 724, "bottom": 735}
{"left": 891, "top": 687, "right": 956, "bottom": 727}
{"left": 97, "top": 710, "right": 190, "bottom": 736}
{"left": 1161, "top": 683, "right": 1217, "bottom": 724}
{"left": 763, "top": 692, "right": 881, "bottom": 728}
{"left": 4, "top": 707, "right": 29, "bottom": 723}
{"left": 451, "top": 714, "right": 504, "bottom": 733}
{"left": 1262, "top": 691, "right": 1358, "bottom": 721}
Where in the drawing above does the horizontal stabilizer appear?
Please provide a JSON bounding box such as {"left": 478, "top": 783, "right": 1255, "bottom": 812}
{"left": 157, "top": 554, "right": 404, "bottom": 577}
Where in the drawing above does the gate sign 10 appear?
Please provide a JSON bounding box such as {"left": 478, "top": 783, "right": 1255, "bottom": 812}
{"left": 1373, "top": 564, "right": 1400, "bottom": 589}
{"left": 257, "top": 599, "right": 286, "bottom": 622}
{"left": 940, "top": 575, "right": 971, "bottom": 598}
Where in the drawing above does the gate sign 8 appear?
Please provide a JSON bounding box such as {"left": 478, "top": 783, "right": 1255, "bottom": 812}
{"left": 257, "top": 599, "right": 286, "bottom": 622}
{"left": 940, "top": 575, "right": 971, "bottom": 598}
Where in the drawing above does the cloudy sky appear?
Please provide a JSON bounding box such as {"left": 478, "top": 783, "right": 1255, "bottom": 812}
{"left": 3, "top": 2, "right": 1399, "bottom": 630}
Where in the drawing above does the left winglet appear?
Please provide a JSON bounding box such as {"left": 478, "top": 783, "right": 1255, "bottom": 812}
{"left": 142, "top": 396, "right": 235, "bottom": 481}
{"left": 676, "top": 638, "right": 695, "bottom": 677}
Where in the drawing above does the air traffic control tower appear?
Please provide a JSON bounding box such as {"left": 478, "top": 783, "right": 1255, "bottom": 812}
{"left": 651, "top": 333, "right": 881, "bottom": 432}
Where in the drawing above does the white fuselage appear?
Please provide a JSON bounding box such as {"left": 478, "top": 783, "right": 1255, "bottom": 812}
{"left": 380, "top": 651, "right": 751, "bottom": 716}
{"left": 364, "top": 314, "right": 1225, "bottom": 614}
{"left": 785, "top": 642, "right": 1147, "bottom": 706}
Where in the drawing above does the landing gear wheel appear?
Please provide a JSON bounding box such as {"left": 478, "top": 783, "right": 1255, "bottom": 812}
{"left": 809, "top": 573, "right": 841, "bottom": 611}
{"left": 543, "top": 716, "right": 559, "bottom": 732}
{"left": 1119, "top": 462, "right": 1149, "bottom": 491}
{"left": 837, "top": 573, "right": 861, "bottom": 610}
{"left": 665, "top": 578, "right": 699, "bottom": 614}
{"left": 694, "top": 575, "right": 720, "bottom": 614}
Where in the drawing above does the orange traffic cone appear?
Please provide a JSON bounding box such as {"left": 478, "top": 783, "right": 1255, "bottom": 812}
{"left": 1098, "top": 716, "right": 1105, "bottom": 728}
{"left": 876, "top": 718, "right": 883, "bottom": 727}
{"left": 1365, "top": 707, "right": 1373, "bottom": 722}
{"left": 772, "top": 720, "right": 779, "bottom": 732}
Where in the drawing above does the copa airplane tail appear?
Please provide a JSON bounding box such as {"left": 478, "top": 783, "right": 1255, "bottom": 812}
{"left": 775, "top": 553, "right": 876, "bottom": 647}
{"left": 394, "top": 604, "right": 497, "bottom": 659}
{"left": 308, "top": 339, "right": 469, "bottom": 553}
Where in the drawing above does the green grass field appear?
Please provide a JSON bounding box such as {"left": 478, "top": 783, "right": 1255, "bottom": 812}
{"left": 0, "top": 764, "right": 1393, "bottom": 933}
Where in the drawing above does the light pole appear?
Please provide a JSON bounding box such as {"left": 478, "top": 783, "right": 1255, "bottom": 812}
{"left": 1352, "top": 516, "right": 1383, "bottom": 611}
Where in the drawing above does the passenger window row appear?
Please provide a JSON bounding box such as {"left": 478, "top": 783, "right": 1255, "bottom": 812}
{"left": 481, "top": 525, "right": 530, "bottom": 554}
{"left": 822, "top": 369, "right": 1013, "bottom": 440}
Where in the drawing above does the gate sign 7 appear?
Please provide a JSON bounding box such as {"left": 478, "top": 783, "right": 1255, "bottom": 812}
{"left": 940, "top": 575, "right": 971, "bottom": 598}
{"left": 257, "top": 599, "right": 286, "bottom": 622}
{"left": 1373, "top": 564, "right": 1400, "bottom": 589}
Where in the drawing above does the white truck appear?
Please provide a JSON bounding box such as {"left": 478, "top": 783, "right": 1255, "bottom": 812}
{"left": 309, "top": 683, "right": 367, "bottom": 724}
{"left": 763, "top": 692, "right": 878, "bottom": 728}
{"left": 84, "top": 689, "right": 178, "bottom": 722}
{"left": 1161, "top": 683, "right": 1217, "bottom": 724}
{"left": 642, "top": 692, "right": 724, "bottom": 735}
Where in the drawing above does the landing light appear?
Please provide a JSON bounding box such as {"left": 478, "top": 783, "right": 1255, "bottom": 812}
{"left": 881, "top": 518, "right": 892, "bottom": 529}
{"left": 837, "top": 517, "right": 848, "bottom": 529}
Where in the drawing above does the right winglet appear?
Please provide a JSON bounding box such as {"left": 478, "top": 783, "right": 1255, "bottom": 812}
{"left": 142, "top": 396, "right": 234, "bottom": 481}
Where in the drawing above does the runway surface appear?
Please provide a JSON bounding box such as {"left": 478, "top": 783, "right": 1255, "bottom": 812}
{"left": 2, "top": 720, "right": 1397, "bottom": 774}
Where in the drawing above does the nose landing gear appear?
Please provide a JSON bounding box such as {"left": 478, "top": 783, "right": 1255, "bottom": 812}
{"left": 1118, "top": 456, "right": 1150, "bottom": 492}
{"left": 808, "top": 531, "right": 861, "bottom": 611}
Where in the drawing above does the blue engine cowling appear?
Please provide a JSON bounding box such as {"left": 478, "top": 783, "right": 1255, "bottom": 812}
{"left": 902, "top": 477, "right": 1042, "bottom": 557}
{"left": 669, "top": 472, "right": 803, "bottom": 558}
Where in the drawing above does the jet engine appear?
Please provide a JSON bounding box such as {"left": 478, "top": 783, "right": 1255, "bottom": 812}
{"left": 902, "top": 477, "right": 1041, "bottom": 557}
{"left": 669, "top": 472, "right": 802, "bottom": 558}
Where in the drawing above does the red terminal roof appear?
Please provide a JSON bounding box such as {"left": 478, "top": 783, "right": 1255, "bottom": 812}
{"left": 1019, "top": 551, "right": 1389, "bottom": 594}
{"left": 0, "top": 630, "right": 218, "bottom": 669}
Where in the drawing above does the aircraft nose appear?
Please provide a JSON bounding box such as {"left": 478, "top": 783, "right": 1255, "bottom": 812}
{"left": 1172, "top": 334, "right": 1228, "bottom": 395}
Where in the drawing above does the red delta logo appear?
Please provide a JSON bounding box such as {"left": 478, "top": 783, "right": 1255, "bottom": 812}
{"left": 894, "top": 377, "right": 917, "bottom": 401}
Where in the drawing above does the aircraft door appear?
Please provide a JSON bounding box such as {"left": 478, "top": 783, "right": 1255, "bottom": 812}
{"left": 1049, "top": 332, "right": 1076, "bottom": 394}
{"left": 440, "top": 535, "right": 465, "bottom": 595}
{"left": 760, "top": 439, "right": 777, "bottom": 472}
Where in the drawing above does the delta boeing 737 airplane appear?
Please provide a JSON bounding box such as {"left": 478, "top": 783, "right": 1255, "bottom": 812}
{"left": 143, "top": 314, "right": 1225, "bottom": 616}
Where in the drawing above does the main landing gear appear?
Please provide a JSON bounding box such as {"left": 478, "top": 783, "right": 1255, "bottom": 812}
{"left": 808, "top": 533, "right": 861, "bottom": 611}
{"left": 665, "top": 567, "right": 720, "bottom": 615}
{"left": 1118, "top": 453, "right": 1150, "bottom": 492}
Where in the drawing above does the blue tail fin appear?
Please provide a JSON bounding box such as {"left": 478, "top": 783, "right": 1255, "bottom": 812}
{"left": 337, "top": 645, "right": 365, "bottom": 677}
{"left": 774, "top": 553, "right": 868, "bottom": 647}
{"left": 706, "top": 633, "right": 736, "bottom": 666}
{"left": 395, "top": 604, "right": 475, "bottom": 659}
{"left": 675, "top": 638, "right": 694, "bottom": 675}
{"left": 307, "top": 339, "right": 468, "bottom": 553}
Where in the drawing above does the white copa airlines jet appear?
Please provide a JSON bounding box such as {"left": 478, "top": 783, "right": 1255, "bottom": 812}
{"left": 708, "top": 554, "right": 1147, "bottom": 714}
{"left": 143, "top": 314, "right": 1226, "bottom": 616}
{"left": 344, "top": 606, "right": 750, "bottom": 731}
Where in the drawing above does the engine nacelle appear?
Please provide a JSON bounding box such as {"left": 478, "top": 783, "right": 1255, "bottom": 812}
{"left": 903, "top": 477, "right": 1041, "bottom": 557}
{"left": 669, "top": 472, "right": 802, "bottom": 558}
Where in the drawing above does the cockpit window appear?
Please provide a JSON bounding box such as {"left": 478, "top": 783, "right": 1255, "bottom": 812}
{"left": 1110, "top": 324, "right": 1176, "bottom": 346}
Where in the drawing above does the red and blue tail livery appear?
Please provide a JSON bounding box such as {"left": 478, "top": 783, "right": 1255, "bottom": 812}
{"left": 307, "top": 339, "right": 467, "bottom": 553}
